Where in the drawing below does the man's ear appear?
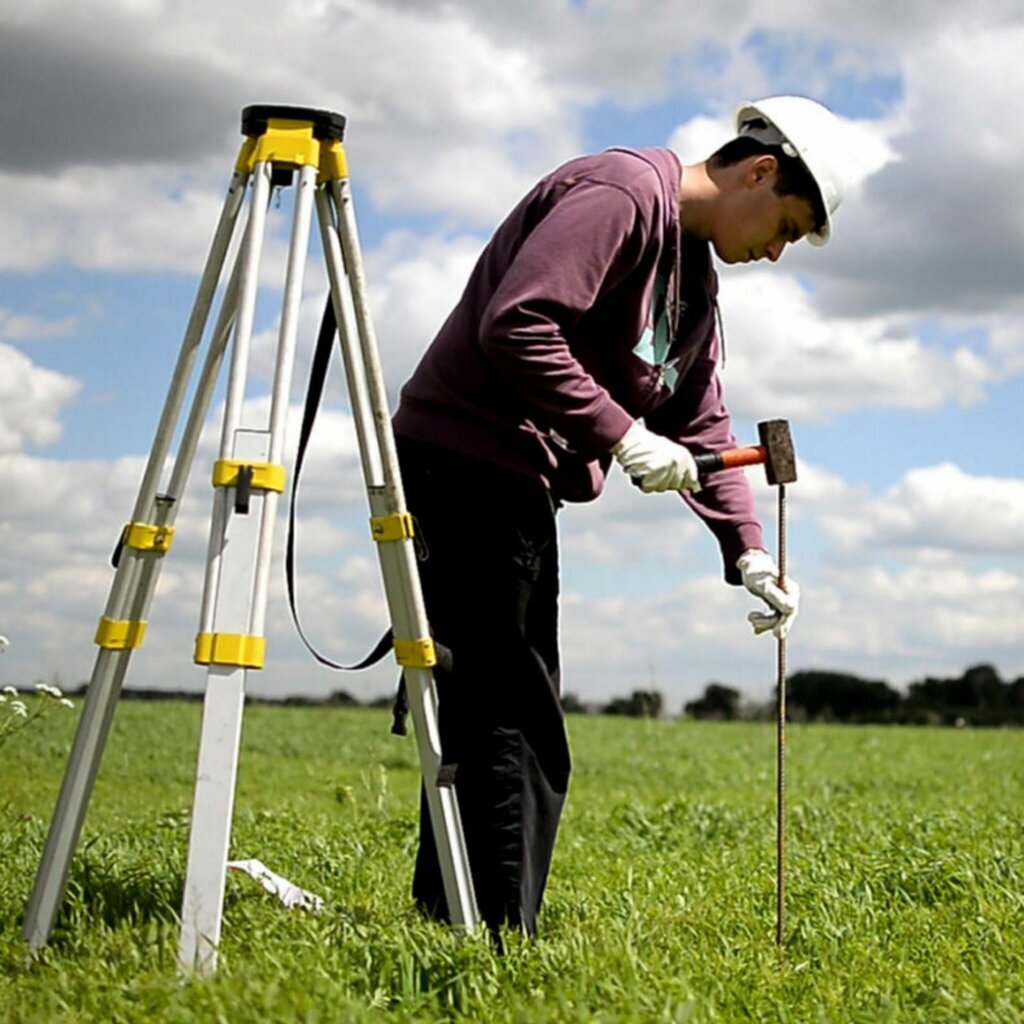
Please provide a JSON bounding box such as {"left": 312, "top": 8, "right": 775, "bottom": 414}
{"left": 746, "top": 154, "right": 779, "bottom": 187}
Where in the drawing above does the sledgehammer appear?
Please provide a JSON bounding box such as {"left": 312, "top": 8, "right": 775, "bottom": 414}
{"left": 693, "top": 418, "right": 797, "bottom": 485}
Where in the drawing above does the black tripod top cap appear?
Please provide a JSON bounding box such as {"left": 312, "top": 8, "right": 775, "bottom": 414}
{"left": 241, "top": 105, "right": 347, "bottom": 142}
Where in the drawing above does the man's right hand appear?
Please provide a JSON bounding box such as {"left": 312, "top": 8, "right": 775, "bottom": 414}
{"left": 611, "top": 422, "right": 701, "bottom": 493}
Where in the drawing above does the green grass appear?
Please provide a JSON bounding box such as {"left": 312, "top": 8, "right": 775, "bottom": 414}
{"left": 1, "top": 700, "right": 1022, "bottom": 1022}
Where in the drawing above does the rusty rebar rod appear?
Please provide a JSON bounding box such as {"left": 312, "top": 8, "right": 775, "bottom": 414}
{"left": 776, "top": 483, "right": 787, "bottom": 949}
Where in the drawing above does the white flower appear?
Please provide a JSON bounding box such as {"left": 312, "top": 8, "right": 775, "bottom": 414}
{"left": 11, "top": 701, "right": 28, "bottom": 717}
{"left": 35, "top": 683, "right": 63, "bottom": 699}
{"left": 2, "top": 685, "right": 17, "bottom": 697}
{"left": 59, "top": 698, "right": 74, "bottom": 709}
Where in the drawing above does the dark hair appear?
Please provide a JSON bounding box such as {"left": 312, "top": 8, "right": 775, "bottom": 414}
{"left": 708, "top": 135, "right": 826, "bottom": 233}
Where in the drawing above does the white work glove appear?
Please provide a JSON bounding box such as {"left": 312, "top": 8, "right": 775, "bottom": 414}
{"left": 736, "top": 548, "right": 800, "bottom": 639}
{"left": 611, "top": 422, "right": 700, "bottom": 493}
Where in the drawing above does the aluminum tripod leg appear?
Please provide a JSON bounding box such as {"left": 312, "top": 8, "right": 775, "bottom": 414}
{"left": 179, "top": 159, "right": 317, "bottom": 974}
{"left": 317, "top": 177, "right": 479, "bottom": 930}
{"left": 21, "top": 170, "right": 251, "bottom": 952}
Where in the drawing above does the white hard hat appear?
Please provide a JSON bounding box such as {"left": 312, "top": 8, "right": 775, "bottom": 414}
{"left": 735, "top": 96, "right": 848, "bottom": 246}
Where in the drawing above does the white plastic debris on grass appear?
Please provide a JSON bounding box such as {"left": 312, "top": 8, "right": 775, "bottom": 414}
{"left": 226, "top": 859, "right": 324, "bottom": 912}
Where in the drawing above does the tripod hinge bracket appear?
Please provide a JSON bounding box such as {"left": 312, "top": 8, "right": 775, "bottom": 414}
{"left": 393, "top": 637, "right": 437, "bottom": 669}
{"left": 194, "top": 632, "right": 266, "bottom": 669}
{"left": 236, "top": 116, "right": 351, "bottom": 181}
{"left": 370, "top": 513, "right": 415, "bottom": 543}
{"left": 123, "top": 522, "right": 175, "bottom": 554}
{"left": 95, "top": 617, "right": 147, "bottom": 650}
{"left": 317, "top": 141, "right": 348, "bottom": 184}
{"left": 235, "top": 120, "right": 349, "bottom": 183}
{"left": 212, "top": 460, "right": 287, "bottom": 494}
{"left": 237, "top": 119, "right": 320, "bottom": 172}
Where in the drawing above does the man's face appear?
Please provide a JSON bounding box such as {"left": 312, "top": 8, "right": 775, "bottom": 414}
{"left": 711, "top": 156, "right": 818, "bottom": 265}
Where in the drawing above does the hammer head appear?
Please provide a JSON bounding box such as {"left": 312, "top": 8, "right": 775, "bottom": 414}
{"left": 757, "top": 419, "right": 797, "bottom": 485}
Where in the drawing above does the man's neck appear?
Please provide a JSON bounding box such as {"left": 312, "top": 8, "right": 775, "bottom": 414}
{"left": 677, "top": 161, "right": 717, "bottom": 240}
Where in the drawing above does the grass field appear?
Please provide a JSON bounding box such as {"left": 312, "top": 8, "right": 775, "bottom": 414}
{"left": 1, "top": 698, "right": 1022, "bottom": 1022}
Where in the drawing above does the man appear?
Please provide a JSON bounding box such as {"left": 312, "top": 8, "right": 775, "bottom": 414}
{"left": 392, "top": 96, "right": 848, "bottom": 937}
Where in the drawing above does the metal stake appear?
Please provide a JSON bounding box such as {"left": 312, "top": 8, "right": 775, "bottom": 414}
{"left": 776, "top": 483, "right": 787, "bottom": 949}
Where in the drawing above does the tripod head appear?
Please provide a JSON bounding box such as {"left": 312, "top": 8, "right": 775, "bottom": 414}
{"left": 241, "top": 104, "right": 347, "bottom": 141}
{"left": 239, "top": 106, "right": 348, "bottom": 188}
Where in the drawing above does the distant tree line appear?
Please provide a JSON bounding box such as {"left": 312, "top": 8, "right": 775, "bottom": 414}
{"left": 676, "top": 663, "right": 1024, "bottom": 726}
{"left": 61, "top": 662, "right": 1023, "bottom": 726}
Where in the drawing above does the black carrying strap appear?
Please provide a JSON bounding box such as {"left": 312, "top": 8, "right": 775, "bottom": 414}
{"left": 285, "top": 296, "right": 393, "bottom": 672}
{"left": 286, "top": 296, "right": 455, "bottom": 742}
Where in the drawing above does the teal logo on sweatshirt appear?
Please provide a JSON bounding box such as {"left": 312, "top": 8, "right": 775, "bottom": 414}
{"left": 633, "top": 271, "right": 680, "bottom": 392}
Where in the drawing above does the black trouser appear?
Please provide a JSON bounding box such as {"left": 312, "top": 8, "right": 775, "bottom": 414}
{"left": 397, "top": 438, "right": 571, "bottom": 937}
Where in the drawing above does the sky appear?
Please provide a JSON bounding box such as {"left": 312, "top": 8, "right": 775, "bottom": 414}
{"left": 1, "top": 0, "right": 1023, "bottom": 711}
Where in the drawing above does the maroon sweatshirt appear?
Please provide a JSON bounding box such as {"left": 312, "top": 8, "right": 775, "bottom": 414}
{"left": 393, "top": 147, "right": 763, "bottom": 582}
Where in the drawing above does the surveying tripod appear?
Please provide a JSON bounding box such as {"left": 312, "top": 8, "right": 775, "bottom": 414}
{"left": 22, "top": 105, "right": 480, "bottom": 973}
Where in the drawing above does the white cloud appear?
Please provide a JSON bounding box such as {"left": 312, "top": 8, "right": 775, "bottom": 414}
{"left": 0, "top": 309, "right": 80, "bottom": 341}
{"left": 560, "top": 472, "right": 704, "bottom": 567}
{"left": 2, "top": 0, "right": 1020, "bottom": 336}
{"left": 810, "top": 21, "right": 1024, "bottom": 318}
{"left": 668, "top": 116, "right": 735, "bottom": 165}
{"left": 989, "top": 317, "right": 1024, "bottom": 375}
{"left": 818, "top": 463, "right": 1024, "bottom": 556}
{"left": 0, "top": 344, "right": 80, "bottom": 452}
{"left": 365, "top": 231, "right": 486, "bottom": 393}
{"left": 802, "top": 563, "right": 1024, "bottom": 676}
{"left": 0, "top": 0, "right": 580, "bottom": 276}
{"left": 558, "top": 529, "right": 1024, "bottom": 704}
{"left": 0, "top": 165, "right": 231, "bottom": 274}
{"left": 716, "top": 270, "right": 993, "bottom": 420}
{"left": 557, "top": 569, "right": 760, "bottom": 707}
{"left": 559, "top": 453, "right": 1024, "bottom": 701}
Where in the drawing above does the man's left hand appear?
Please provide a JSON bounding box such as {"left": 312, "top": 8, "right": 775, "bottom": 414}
{"left": 736, "top": 548, "right": 800, "bottom": 639}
